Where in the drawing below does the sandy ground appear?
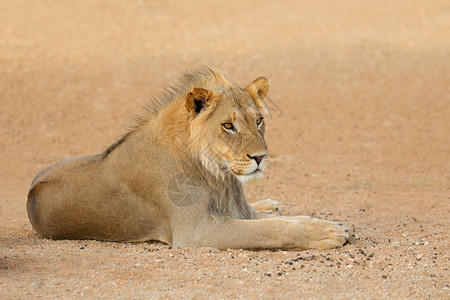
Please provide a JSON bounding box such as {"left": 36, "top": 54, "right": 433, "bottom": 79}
{"left": 1, "top": 0, "right": 449, "bottom": 298}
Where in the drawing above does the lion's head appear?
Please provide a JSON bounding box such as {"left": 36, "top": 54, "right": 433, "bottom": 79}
{"left": 185, "top": 72, "right": 270, "bottom": 183}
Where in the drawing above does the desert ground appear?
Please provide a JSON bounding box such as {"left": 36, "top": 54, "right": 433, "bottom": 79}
{"left": 1, "top": 1, "right": 449, "bottom": 298}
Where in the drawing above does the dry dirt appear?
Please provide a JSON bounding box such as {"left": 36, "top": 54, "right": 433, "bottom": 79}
{"left": 1, "top": 1, "right": 449, "bottom": 299}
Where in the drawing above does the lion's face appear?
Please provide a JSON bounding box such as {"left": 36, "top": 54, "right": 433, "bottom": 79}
{"left": 186, "top": 76, "right": 270, "bottom": 183}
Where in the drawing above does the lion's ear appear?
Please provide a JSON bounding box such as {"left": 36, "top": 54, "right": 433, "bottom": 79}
{"left": 185, "top": 88, "right": 214, "bottom": 117}
{"left": 247, "top": 76, "right": 269, "bottom": 116}
{"left": 247, "top": 76, "right": 269, "bottom": 99}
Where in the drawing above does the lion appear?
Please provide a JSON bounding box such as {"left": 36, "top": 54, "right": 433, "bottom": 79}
{"left": 27, "top": 67, "right": 352, "bottom": 250}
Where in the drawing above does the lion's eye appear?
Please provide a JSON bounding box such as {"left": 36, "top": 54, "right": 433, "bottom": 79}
{"left": 222, "top": 122, "right": 235, "bottom": 131}
{"left": 256, "top": 117, "right": 264, "bottom": 126}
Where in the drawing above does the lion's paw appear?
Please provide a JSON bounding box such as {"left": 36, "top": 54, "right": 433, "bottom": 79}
{"left": 251, "top": 198, "right": 281, "bottom": 216}
{"left": 301, "top": 218, "right": 351, "bottom": 250}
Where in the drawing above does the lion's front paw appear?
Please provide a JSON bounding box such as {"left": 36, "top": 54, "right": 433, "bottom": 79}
{"left": 251, "top": 198, "right": 281, "bottom": 216}
{"left": 301, "top": 218, "right": 350, "bottom": 250}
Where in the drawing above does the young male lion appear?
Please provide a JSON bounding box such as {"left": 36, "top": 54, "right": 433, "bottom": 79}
{"left": 27, "top": 67, "right": 351, "bottom": 250}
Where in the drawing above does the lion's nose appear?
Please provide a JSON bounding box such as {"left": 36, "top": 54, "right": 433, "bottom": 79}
{"left": 247, "top": 153, "right": 267, "bottom": 166}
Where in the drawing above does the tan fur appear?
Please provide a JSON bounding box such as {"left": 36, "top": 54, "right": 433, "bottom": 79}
{"left": 27, "top": 67, "right": 352, "bottom": 249}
